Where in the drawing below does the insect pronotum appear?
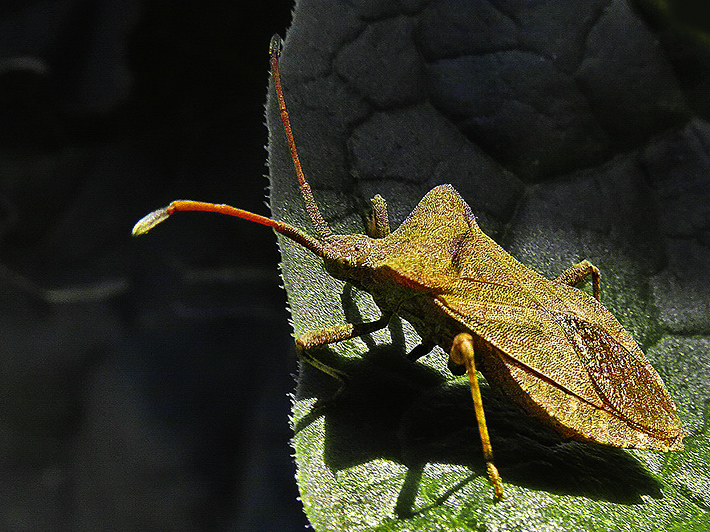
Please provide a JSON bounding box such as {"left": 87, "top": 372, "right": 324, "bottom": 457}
{"left": 133, "top": 34, "right": 686, "bottom": 499}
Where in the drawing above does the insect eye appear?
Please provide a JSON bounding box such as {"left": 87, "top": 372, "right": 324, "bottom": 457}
{"left": 336, "top": 256, "right": 355, "bottom": 268}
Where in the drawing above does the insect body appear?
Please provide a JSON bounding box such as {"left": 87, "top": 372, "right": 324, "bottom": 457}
{"left": 133, "top": 35, "right": 686, "bottom": 499}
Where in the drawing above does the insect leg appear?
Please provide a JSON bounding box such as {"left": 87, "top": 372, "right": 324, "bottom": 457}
{"left": 554, "top": 259, "right": 601, "bottom": 301}
{"left": 296, "top": 313, "right": 393, "bottom": 400}
{"left": 450, "top": 332, "right": 504, "bottom": 499}
{"left": 296, "top": 313, "right": 393, "bottom": 351}
{"left": 365, "top": 194, "right": 390, "bottom": 238}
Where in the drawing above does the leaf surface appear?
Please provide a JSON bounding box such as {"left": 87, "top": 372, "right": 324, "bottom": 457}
{"left": 268, "top": 0, "right": 710, "bottom": 529}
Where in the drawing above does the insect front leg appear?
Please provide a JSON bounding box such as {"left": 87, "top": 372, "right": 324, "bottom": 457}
{"left": 449, "top": 332, "right": 504, "bottom": 499}
{"left": 295, "top": 312, "right": 393, "bottom": 402}
{"left": 554, "top": 259, "right": 601, "bottom": 301}
{"left": 365, "top": 194, "right": 390, "bottom": 238}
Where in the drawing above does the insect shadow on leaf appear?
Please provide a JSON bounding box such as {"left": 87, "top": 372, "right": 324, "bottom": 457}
{"left": 292, "top": 282, "right": 425, "bottom": 431}
{"left": 294, "top": 338, "right": 664, "bottom": 511}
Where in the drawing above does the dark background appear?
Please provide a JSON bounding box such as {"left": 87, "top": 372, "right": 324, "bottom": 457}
{"left": 4, "top": 0, "right": 710, "bottom": 530}
{"left": 0, "top": 0, "right": 308, "bottom": 530}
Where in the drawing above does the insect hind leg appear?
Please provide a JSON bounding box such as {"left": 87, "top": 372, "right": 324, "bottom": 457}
{"left": 450, "top": 332, "right": 504, "bottom": 499}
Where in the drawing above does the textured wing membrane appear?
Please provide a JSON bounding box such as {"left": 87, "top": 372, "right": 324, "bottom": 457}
{"left": 526, "top": 279, "right": 683, "bottom": 440}
{"left": 554, "top": 313, "right": 679, "bottom": 436}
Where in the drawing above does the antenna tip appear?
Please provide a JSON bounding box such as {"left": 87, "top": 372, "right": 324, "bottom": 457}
{"left": 132, "top": 206, "right": 171, "bottom": 236}
{"left": 269, "top": 34, "right": 283, "bottom": 59}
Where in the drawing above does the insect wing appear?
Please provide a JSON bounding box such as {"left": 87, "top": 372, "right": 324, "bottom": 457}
{"left": 436, "top": 278, "right": 685, "bottom": 450}
{"left": 437, "top": 293, "right": 606, "bottom": 409}
{"left": 542, "top": 283, "right": 685, "bottom": 446}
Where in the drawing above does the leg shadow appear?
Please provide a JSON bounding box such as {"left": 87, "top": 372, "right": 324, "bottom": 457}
{"left": 294, "top": 343, "right": 664, "bottom": 513}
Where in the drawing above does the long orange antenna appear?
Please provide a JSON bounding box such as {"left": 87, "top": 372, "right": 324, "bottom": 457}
{"left": 132, "top": 200, "right": 326, "bottom": 257}
{"left": 269, "top": 35, "right": 333, "bottom": 239}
